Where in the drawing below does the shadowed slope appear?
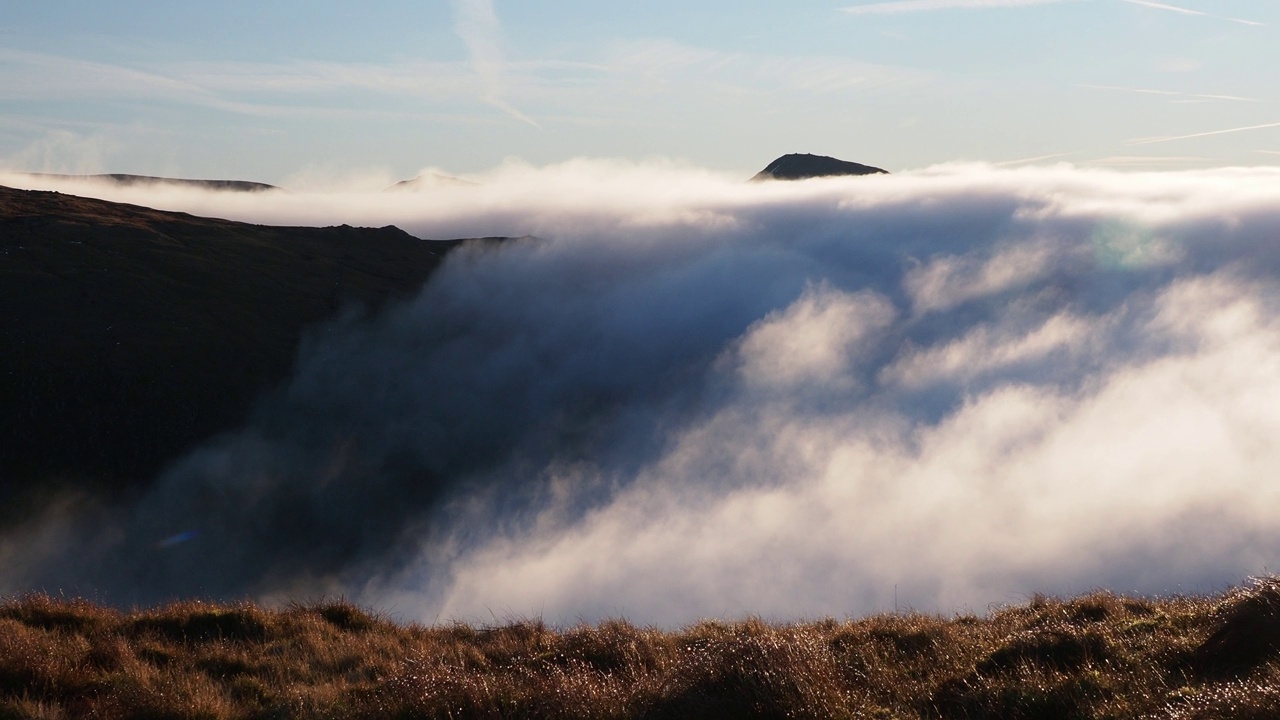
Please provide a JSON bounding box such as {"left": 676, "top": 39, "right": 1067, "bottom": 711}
{"left": 0, "top": 186, "right": 466, "bottom": 511}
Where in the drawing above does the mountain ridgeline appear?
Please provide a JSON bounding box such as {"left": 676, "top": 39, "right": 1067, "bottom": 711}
{"left": 23, "top": 173, "right": 280, "bottom": 192}
{"left": 1, "top": 152, "right": 878, "bottom": 516}
{"left": 0, "top": 185, "right": 477, "bottom": 513}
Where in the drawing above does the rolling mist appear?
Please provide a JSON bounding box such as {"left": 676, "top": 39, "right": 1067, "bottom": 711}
{"left": 5, "top": 160, "right": 1280, "bottom": 626}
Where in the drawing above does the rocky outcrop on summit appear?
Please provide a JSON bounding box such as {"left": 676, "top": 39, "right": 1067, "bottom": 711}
{"left": 751, "top": 153, "right": 888, "bottom": 181}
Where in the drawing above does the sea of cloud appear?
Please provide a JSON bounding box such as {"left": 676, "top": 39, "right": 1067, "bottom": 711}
{"left": 4, "top": 160, "right": 1280, "bottom": 625}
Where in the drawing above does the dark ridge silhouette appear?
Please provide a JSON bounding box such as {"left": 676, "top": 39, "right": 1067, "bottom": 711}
{"left": 751, "top": 153, "right": 888, "bottom": 181}
{"left": 0, "top": 185, "right": 477, "bottom": 516}
{"left": 24, "top": 173, "right": 280, "bottom": 192}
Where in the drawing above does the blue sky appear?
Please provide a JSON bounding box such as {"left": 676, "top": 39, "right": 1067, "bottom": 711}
{"left": 1, "top": 0, "right": 1277, "bottom": 183}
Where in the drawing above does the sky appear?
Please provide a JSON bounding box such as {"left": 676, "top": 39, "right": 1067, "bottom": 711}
{"left": 5, "top": 1, "right": 1280, "bottom": 626}
{"left": 2, "top": 0, "right": 1279, "bottom": 184}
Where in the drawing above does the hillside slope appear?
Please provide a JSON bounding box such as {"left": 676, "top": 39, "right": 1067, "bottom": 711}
{"left": 0, "top": 186, "right": 466, "bottom": 512}
{"left": 4, "top": 580, "right": 1280, "bottom": 718}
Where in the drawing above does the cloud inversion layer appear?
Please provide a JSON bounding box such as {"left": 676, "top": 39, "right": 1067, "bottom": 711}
{"left": 5, "top": 161, "right": 1280, "bottom": 625}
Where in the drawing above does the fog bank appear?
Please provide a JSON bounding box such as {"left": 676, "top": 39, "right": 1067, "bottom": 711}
{"left": 5, "top": 160, "right": 1280, "bottom": 625}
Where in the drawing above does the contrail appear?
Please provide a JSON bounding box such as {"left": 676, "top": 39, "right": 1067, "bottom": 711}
{"left": 1119, "top": 0, "right": 1264, "bottom": 26}
{"left": 1080, "top": 84, "right": 1259, "bottom": 103}
{"left": 838, "top": 0, "right": 1262, "bottom": 24}
{"left": 1122, "top": 0, "right": 1206, "bottom": 17}
{"left": 1130, "top": 121, "right": 1280, "bottom": 145}
{"left": 449, "top": 0, "right": 541, "bottom": 129}
{"left": 840, "top": 0, "right": 1066, "bottom": 15}
{"left": 1079, "top": 84, "right": 1179, "bottom": 97}
{"left": 994, "top": 151, "right": 1074, "bottom": 166}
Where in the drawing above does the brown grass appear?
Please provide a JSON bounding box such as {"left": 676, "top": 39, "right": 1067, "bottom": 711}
{"left": 4, "top": 580, "right": 1280, "bottom": 719}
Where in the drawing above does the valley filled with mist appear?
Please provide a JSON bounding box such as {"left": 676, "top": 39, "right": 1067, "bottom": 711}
{"left": 4, "top": 159, "right": 1280, "bottom": 628}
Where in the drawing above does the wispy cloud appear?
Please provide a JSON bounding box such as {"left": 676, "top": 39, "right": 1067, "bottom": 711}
{"left": 0, "top": 49, "right": 276, "bottom": 116}
{"left": 994, "top": 152, "right": 1075, "bottom": 166}
{"left": 1119, "top": 0, "right": 1265, "bottom": 26}
{"left": 0, "top": 49, "right": 549, "bottom": 125}
{"left": 1122, "top": 0, "right": 1205, "bottom": 16}
{"left": 1080, "top": 84, "right": 1178, "bottom": 97}
{"left": 3, "top": 128, "right": 119, "bottom": 174}
{"left": 1089, "top": 154, "right": 1207, "bottom": 167}
{"left": 449, "top": 0, "right": 541, "bottom": 129}
{"left": 1131, "top": 121, "right": 1280, "bottom": 145}
{"left": 838, "top": 0, "right": 1263, "bottom": 25}
{"left": 1080, "top": 84, "right": 1260, "bottom": 103}
{"left": 840, "top": 0, "right": 1065, "bottom": 14}
{"left": 0, "top": 41, "right": 927, "bottom": 146}
{"left": 0, "top": 50, "right": 470, "bottom": 122}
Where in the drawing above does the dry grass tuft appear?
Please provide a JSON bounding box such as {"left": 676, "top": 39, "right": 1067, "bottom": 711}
{"left": 1, "top": 583, "right": 1278, "bottom": 718}
{"left": 1192, "top": 577, "right": 1280, "bottom": 678}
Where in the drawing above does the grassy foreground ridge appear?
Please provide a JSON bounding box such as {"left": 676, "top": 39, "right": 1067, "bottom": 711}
{"left": 5, "top": 581, "right": 1280, "bottom": 719}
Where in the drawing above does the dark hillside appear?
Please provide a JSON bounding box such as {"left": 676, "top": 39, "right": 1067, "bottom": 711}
{"left": 0, "top": 186, "right": 465, "bottom": 513}
{"left": 23, "top": 173, "right": 279, "bottom": 192}
{"left": 751, "top": 153, "right": 888, "bottom": 181}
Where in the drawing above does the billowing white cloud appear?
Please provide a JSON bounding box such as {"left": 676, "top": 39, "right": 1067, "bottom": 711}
{"left": 736, "top": 284, "right": 896, "bottom": 393}
{"left": 881, "top": 311, "right": 1098, "bottom": 388}
{"left": 6, "top": 161, "right": 1280, "bottom": 626}
{"left": 903, "top": 239, "right": 1068, "bottom": 314}
{"left": 426, "top": 270, "right": 1280, "bottom": 623}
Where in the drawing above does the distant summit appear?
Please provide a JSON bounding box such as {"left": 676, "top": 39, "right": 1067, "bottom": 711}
{"left": 751, "top": 154, "right": 888, "bottom": 181}
{"left": 386, "top": 173, "right": 478, "bottom": 191}
{"left": 27, "top": 173, "right": 278, "bottom": 192}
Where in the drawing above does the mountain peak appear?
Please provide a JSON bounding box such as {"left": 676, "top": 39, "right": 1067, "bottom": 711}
{"left": 386, "top": 173, "right": 478, "bottom": 191}
{"left": 751, "top": 153, "right": 888, "bottom": 181}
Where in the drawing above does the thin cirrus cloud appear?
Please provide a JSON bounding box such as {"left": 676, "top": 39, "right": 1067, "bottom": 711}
{"left": 839, "top": 0, "right": 1264, "bottom": 25}
{"left": 1119, "top": 0, "right": 1265, "bottom": 26}
{"left": 0, "top": 49, "right": 473, "bottom": 121}
{"left": 449, "top": 0, "right": 541, "bottom": 129}
{"left": 0, "top": 41, "right": 920, "bottom": 139}
{"left": 1079, "top": 84, "right": 1259, "bottom": 104}
{"left": 1131, "top": 121, "right": 1280, "bottom": 145}
{"left": 840, "top": 0, "right": 1066, "bottom": 14}
{"left": 0, "top": 49, "right": 279, "bottom": 116}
